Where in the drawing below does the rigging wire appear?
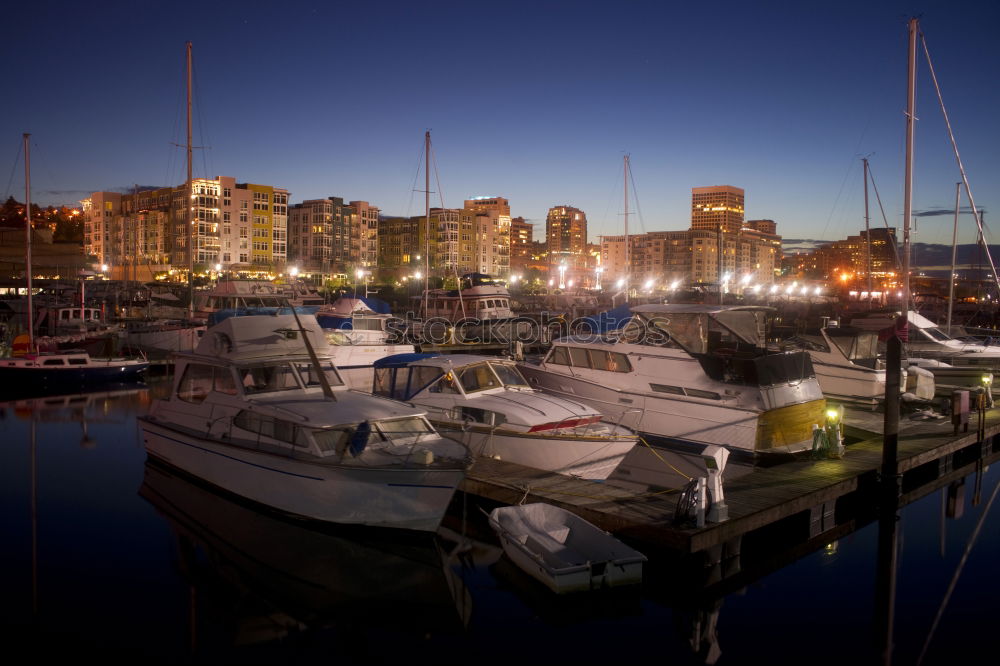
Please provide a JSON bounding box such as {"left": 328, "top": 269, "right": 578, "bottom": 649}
{"left": 4, "top": 137, "right": 24, "bottom": 201}
{"left": 919, "top": 30, "right": 1000, "bottom": 297}
{"left": 818, "top": 156, "right": 859, "bottom": 242}
{"left": 403, "top": 136, "right": 425, "bottom": 218}
{"left": 626, "top": 156, "right": 647, "bottom": 235}
{"left": 192, "top": 55, "right": 213, "bottom": 183}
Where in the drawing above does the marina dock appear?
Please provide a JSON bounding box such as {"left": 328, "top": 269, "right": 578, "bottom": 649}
{"left": 460, "top": 405, "right": 1000, "bottom": 590}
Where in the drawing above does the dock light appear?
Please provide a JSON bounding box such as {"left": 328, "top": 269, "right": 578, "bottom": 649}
{"left": 567, "top": 279, "right": 574, "bottom": 287}
{"left": 722, "top": 273, "right": 732, "bottom": 283}
{"left": 670, "top": 280, "right": 680, "bottom": 290}
{"left": 740, "top": 274, "right": 752, "bottom": 285}
{"left": 215, "top": 263, "right": 222, "bottom": 272}
{"left": 101, "top": 264, "right": 108, "bottom": 272}
{"left": 825, "top": 408, "right": 841, "bottom": 423}
{"left": 982, "top": 374, "right": 993, "bottom": 386}
{"left": 289, "top": 266, "right": 299, "bottom": 277}
{"left": 616, "top": 278, "right": 625, "bottom": 288}
{"left": 770, "top": 284, "right": 779, "bottom": 294}
{"left": 800, "top": 285, "right": 809, "bottom": 295}
{"left": 785, "top": 284, "right": 794, "bottom": 294}
{"left": 814, "top": 286, "right": 822, "bottom": 295}
{"left": 414, "top": 271, "right": 422, "bottom": 280}
{"left": 644, "top": 279, "right": 654, "bottom": 290}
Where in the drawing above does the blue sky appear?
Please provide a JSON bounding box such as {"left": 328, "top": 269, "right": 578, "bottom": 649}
{"left": 3, "top": 1, "right": 998, "bottom": 246}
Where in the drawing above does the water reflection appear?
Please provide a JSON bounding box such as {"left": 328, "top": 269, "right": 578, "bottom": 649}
{"left": 138, "top": 460, "right": 471, "bottom": 653}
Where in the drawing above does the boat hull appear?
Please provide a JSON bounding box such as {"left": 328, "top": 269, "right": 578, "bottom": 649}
{"left": 0, "top": 363, "right": 148, "bottom": 393}
{"left": 138, "top": 418, "right": 463, "bottom": 532}
{"left": 433, "top": 422, "right": 635, "bottom": 480}
{"left": 518, "top": 364, "right": 823, "bottom": 458}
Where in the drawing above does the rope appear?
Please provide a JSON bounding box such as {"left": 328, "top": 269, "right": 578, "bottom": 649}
{"left": 638, "top": 436, "right": 695, "bottom": 481}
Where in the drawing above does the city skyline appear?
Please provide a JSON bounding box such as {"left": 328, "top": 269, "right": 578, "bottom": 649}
{"left": 3, "top": 1, "right": 998, "bottom": 248}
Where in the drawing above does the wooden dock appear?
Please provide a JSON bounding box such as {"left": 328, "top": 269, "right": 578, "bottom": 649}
{"left": 459, "top": 406, "right": 1000, "bottom": 562}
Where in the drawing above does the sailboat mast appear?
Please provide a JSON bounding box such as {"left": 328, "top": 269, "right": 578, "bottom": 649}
{"left": 623, "top": 154, "right": 629, "bottom": 302}
{"left": 423, "top": 130, "right": 430, "bottom": 318}
{"left": 24, "top": 133, "right": 33, "bottom": 352}
{"left": 901, "top": 18, "right": 916, "bottom": 323}
{"left": 863, "top": 157, "right": 873, "bottom": 298}
{"left": 186, "top": 41, "right": 194, "bottom": 319}
{"left": 946, "top": 182, "right": 961, "bottom": 334}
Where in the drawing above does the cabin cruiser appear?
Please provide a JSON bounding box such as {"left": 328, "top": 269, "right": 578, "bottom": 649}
{"left": 372, "top": 353, "right": 636, "bottom": 479}
{"left": 0, "top": 343, "right": 148, "bottom": 397}
{"left": 316, "top": 297, "right": 415, "bottom": 391}
{"left": 193, "top": 279, "right": 323, "bottom": 321}
{"left": 517, "top": 304, "right": 827, "bottom": 459}
{"left": 850, "top": 310, "right": 1000, "bottom": 368}
{"left": 137, "top": 312, "right": 471, "bottom": 532}
{"left": 782, "top": 325, "right": 909, "bottom": 407}
{"left": 413, "top": 273, "right": 514, "bottom": 322}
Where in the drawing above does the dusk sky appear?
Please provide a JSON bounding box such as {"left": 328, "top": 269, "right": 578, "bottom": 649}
{"left": 3, "top": 1, "right": 998, "bottom": 248}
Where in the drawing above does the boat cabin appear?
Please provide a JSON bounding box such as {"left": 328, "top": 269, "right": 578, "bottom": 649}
{"left": 373, "top": 353, "right": 529, "bottom": 402}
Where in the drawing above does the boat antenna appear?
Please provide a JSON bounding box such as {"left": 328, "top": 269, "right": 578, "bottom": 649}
{"left": 284, "top": 302, "right": 337, "bottom": 401}
{"left": 24, "top": 133, "right": 34, "bottom": 353}
{"left": 186, "top": 41, "right": 194, "bottom": 320}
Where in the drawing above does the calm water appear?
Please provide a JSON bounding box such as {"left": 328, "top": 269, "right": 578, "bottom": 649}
{"left": 1, "top": 378, "right": 997, "bottom": 665}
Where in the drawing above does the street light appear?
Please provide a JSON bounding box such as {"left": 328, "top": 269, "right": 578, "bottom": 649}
{"left": 558, "top": 263, "right": 567, "bottom": 289}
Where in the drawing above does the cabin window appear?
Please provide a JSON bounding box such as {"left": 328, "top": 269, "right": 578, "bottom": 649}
{"left": 42, "top": 358, "right": 66, "bottom": 366}
{"left": 650, "top": 383, "right": 684, "bottom": 395}
{"left": 409, "top": 366, "right": 443, "bottom": 395}
{"left": 588, "top": 349, "right": 630, "bottom": 372}
{"left": 685, "top": 388, "right": 722, "bottom": 400}
{"left": 214, "top": 367, "right": 238, "bottom": 396}
{"left": 376, "top": 416, "right": 434, "bottom": 444}
{"left": 68, "top": 358, "right": 88, "bottom": 366}
{"left": 294, "top": 362, "right": 344, "bottom": 388}
{"left": 490, "top": 362, "right": 529, "bottom": 387}
{"left": 239, "top": 364, "right": 301, "bottom": 393}
{"left": 568, "top": 347, "right": 590, "bottom": 368}
{"left": 233, "top": 411, "right": 308, "bottom": 447}
{"left": 178, "top": 363, "right": 215, "bottom": 403}
{"left": 312, "top": 428, "right": 349, "bottom": 455}
{"left": 547, "top": 347, "right": 569, "bottom": 365}
{"left": 458, "top": 363, "right": 501, "bottom": 392}
{"left": 456, "top": 406, "right": 507, "bottom": 426}
{"left": 429, "top": 371, "right": 460, "bottom": 394}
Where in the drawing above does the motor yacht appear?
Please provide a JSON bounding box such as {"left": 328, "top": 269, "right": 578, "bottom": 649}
{"left": 517, "top": 304, "right": 827, "bottom": 459}
{"left": 372, "top": 353, "right": 636, "bottom": 479}
{"left": 137, "top": 312, "right": 470, "bottom": 532}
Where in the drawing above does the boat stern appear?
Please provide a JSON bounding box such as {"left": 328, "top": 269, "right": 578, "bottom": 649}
{"left": 755, "top": 398, "right": 827, "bottom": 455}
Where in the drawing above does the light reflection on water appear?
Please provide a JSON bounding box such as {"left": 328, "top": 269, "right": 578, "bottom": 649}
{"left": 0, "top": 377, "right": 996, "bottom": 664}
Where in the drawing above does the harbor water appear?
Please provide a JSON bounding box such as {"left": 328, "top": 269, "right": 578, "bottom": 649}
{"left": 1, "top": 377, "right": 997, "bottom": 664}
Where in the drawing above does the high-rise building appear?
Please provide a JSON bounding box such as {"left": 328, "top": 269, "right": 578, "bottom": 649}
{"left": 464, "top": 196, "right": 511, "bottom": 277}
{"left": 690, "top": 185, "right": 745, "bottom": 233}
{"left": 510, "top": 217, "right": 533, "bottom": 273}
{"left": 546, "top": 205, "right": 587, "bottom": 255}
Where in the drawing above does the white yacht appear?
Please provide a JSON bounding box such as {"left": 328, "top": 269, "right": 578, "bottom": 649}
{"left": 850, "top": 310, "right": 1000, "bottom": 369}
{"left": 372, "top": 353, "right": 636, "bottom": 479}
{"left": 784, "top": 325, "right": 907, "bottom": 406}
{"left": 137, "top": 312, "right": 470, "bottom": 532}
{"left": 316, "top": 297, "right": 415, "bottom": 392}
{"left": 517, "top": 304, "right": 827, "bottom": 459}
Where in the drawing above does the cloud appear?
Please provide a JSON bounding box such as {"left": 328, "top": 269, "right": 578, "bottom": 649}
{"left": 914, "top": 207, "right": 985, "bottom": 217}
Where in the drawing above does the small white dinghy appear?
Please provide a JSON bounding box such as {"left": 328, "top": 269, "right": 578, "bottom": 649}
{"left": 488, "top": 502, "right": 646, "bottom": 594}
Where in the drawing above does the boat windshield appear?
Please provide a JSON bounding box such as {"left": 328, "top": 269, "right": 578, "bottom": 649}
{"left": 375, "top": 416, "right": 435, "bottom": 444}
{"left": 489, "top": 362, "right": 530, "bottom": 388}
{"left": 922, "top": 327, "right": 952, "bottom": 342}
{"left": 239, "top": 363, "right": 301, "bottom": 393}
{"left": 294, "top": 361, "right": 344, "bottom": 388}
{"left": 457, "top": 363, "right": 503, "bottom": 393}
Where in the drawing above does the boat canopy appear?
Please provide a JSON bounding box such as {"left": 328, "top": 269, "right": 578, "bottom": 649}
{"left": 208, "top": 306, "right": 320, "bottom": 326}
{"left": 577, "top": 303, "right": 634, "bottom": 334}
{"left": 631, "top": 305, "right": 771, "bottom": 354}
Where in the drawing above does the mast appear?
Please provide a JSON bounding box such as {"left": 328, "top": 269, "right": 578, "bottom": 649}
{"left": 186, "top": 41, "right": 194, "bottom": 319}
{"left": 901, "top": 18, "right": 916, "bottom": 325}
{"left": 24, "top": 133, "right": 34, "bottom": 352}
{"left": 623, "top": 154, "right": 629, "bottom": 302}
{"left": 863, "top": 157, "right": 873, "bottom": 299}
{"left": 423, "top": 130, "right": 430, "bottom": 319}
{"left": 946, "top": 182, "right": 961, "bottom": 335}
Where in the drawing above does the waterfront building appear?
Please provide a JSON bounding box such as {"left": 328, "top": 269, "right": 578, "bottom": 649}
{"left": 546, "top": 205, "right": 587, "bottom": 255}
{"left": 288, "top": 197, "right": 380, "bottom": 276}
{"left": 82, "top": 177, "right": 289, "bottom": 277}
{"left": 510, "top": 217, "right": 533, "bottom": 274}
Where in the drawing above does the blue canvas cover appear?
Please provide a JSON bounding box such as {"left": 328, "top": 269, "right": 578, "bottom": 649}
{"left": 577, "top": 303, "right": 634, "bottom": 334}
